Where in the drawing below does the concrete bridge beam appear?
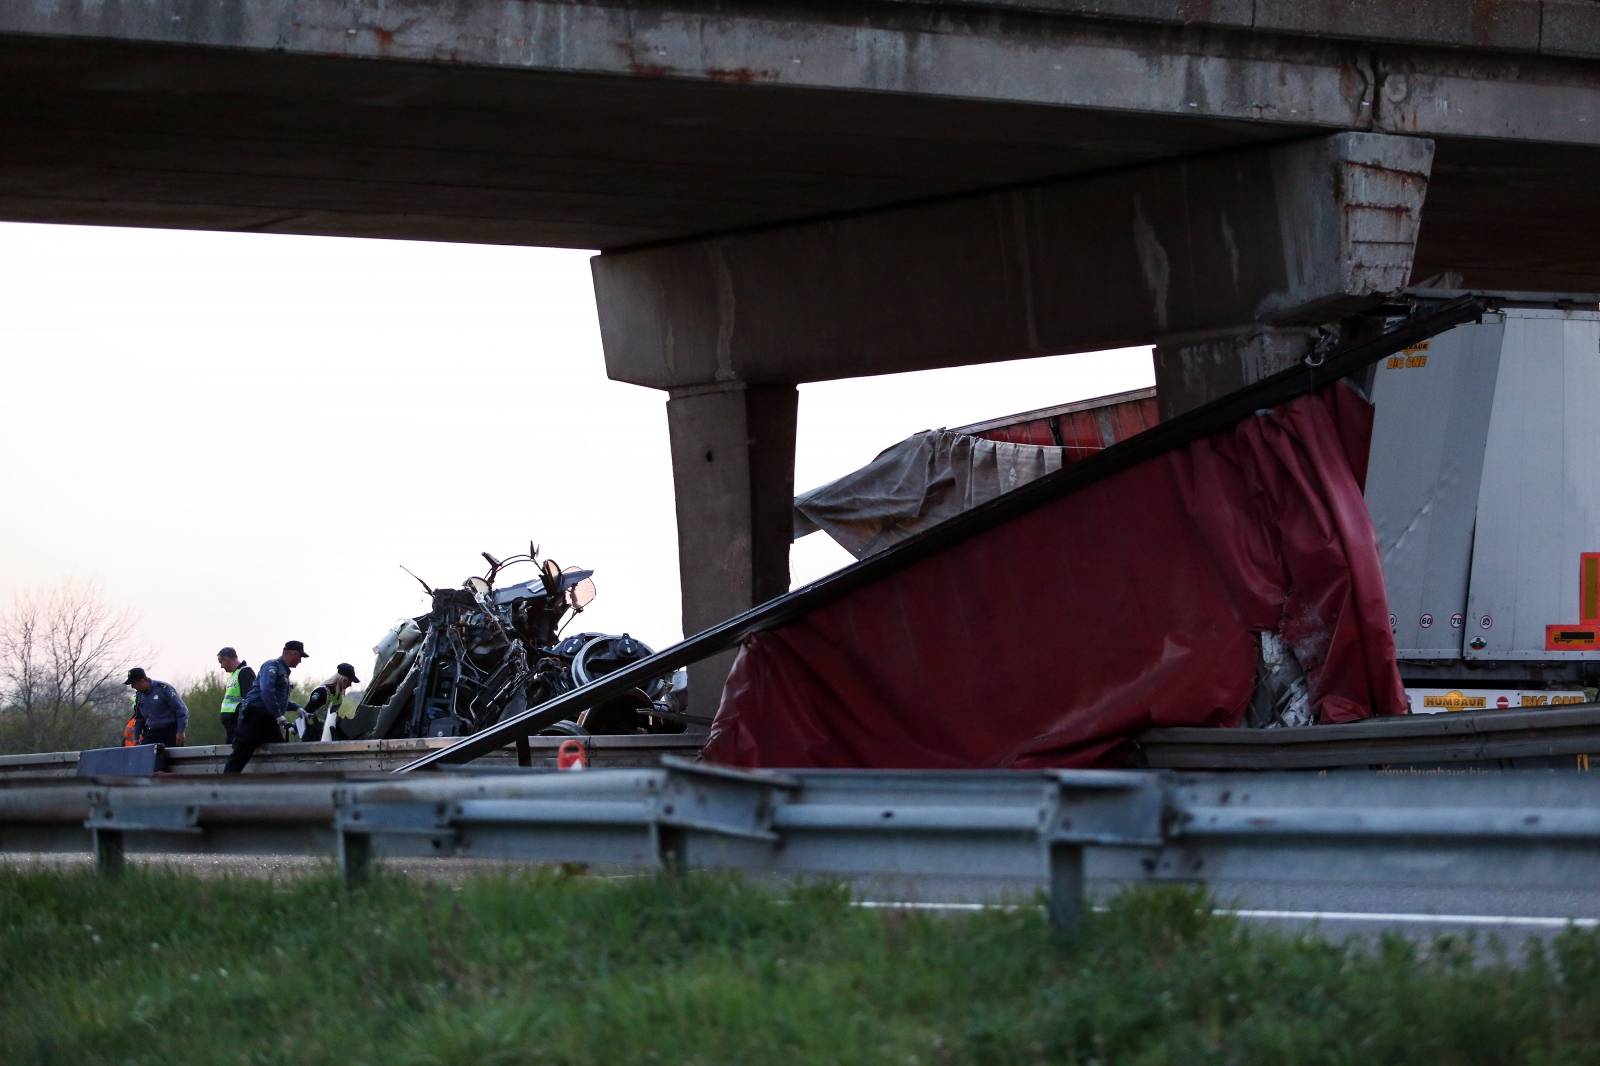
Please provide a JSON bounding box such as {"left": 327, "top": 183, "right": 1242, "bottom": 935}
{"left": 593, "top": 131, "right": 1435, "bottom": 387}
{"left": 594, "top": 132, "right": 1433, "bottom": 706}
{"left": 1151, "top": 326, "right": 1321, "bottom": 421}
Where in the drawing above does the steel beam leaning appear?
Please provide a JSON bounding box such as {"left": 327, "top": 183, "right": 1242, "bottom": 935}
{"left": 399, "top": 296, "right": 1486, "bottom": 773}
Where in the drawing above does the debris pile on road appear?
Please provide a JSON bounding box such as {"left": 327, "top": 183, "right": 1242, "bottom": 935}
{"left": 334, "top": 545, "right": 688, "bottom": 742}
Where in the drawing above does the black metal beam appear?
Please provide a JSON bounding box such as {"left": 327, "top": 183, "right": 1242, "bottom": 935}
{"left": 396, "top": 295, "right": 1485, "bottom": 773}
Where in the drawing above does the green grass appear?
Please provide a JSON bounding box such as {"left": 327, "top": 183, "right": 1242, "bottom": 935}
{"left": 4, "top": 867, "right": 1600, "bottom": 1065}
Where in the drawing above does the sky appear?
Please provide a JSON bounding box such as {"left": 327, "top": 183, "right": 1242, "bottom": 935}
{"left": 0, "top": 221, "right": 1153, "bottom": 688}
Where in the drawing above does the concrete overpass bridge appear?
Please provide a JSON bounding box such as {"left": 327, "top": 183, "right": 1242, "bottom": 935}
{"left": 7, "top": 1, "right": 1600, "bottom": 705}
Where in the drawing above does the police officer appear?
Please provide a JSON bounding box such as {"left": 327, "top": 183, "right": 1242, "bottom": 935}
{"left": 302, "top": 662, "right": 361, "bottom": 741}
{"left": 223, "top": 640, "right": 307, "bottom": 774}
{"left": 124, "top": 668, "right": 189, "bottom": 748}
{"left": 216, "top": 647, "right": 257, "bottom": 745}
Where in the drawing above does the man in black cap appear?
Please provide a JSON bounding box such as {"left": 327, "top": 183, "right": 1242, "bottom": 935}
{"left": 223, "top": 640, "right": 307, "bottom": 774}
{"left": 124, "top": 667, "right": 189, "bottom": 748}
{"left": 301, "top": 662, "right": 362, "bottom": 742}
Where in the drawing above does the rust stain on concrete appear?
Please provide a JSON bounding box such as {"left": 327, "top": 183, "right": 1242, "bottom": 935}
{"left": 616, "top": 40, "right": 673, "bottom": 77}
{"left": 705, "top": 67, "right": 776, "bottom": 83}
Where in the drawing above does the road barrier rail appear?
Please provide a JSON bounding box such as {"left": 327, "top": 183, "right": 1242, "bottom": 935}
{"left": 6, "top": 760, "right": 1600, "bottom": 928}
{"left": 1136, "top": 703, "right": 1600, "bottom": 769}
{"left": 0, "top": 734, "right": 704, "bottom": 779}
{"left": 9, "top": 702, "right": 1600, "bottom": 783}
{"left": 8, "top": 701, "right": 1598, "bottom": 783}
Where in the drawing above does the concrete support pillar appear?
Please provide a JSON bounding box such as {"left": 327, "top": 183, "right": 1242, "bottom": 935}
{"left": 1152, "top": 325, "right": 1318, "bottom": 420}
{"left": 666, "top": 382, "right": 798, "bottom": 715}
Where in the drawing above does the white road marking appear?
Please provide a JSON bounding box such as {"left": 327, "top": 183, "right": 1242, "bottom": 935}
{"left": 850, "top": 900, "right": 1600, "bottom": 929}
{"left": 1227, "top": 908, "right": 1600, "bottom": 929}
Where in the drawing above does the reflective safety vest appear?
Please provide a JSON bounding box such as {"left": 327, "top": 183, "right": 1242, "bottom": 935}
{"left": 315, "top": 687, "right": 347, "bottom": 742}
{"left": 220, "top": 667, "right": 245, "bottom": 718}
{"left": 122, "top": 693, "right": 139, "bottom": 747}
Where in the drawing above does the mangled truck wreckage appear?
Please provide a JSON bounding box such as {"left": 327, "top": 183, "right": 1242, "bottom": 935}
{"left": 403, "top": 296, "right": 1560, "bottom": 775}
{"left": 332, "top": 546, "right": 689, "bottom": 742}
{"left": 707, "top": 382, "right": 1402, "bottom": 768}
{"left": 763, "top": 295, "right": 1600, "bottom": 766}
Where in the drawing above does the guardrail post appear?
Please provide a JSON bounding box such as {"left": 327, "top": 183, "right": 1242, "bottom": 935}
{"left": 1043, "top": 771, "right": 1168, "bottom": 929}
{"left": 515, "top": 735, "right": 532, "bottom": 768}
{"left": 652, "top": 757, "right": 797, "bottom": 875}
{"left": 656, "top": 824, "right": 688, "bottom": 875}
{"left": 92, "top": 827, "right": 125, "bottom": 877}
{"left": 334, "top": 787, "right": 371, "bottom": 886}
{"left": 338, "top": 829, "right": 371, "bottom": 887}
{"left": 1046, "top": 842, "right": 1085, "bottom": 929}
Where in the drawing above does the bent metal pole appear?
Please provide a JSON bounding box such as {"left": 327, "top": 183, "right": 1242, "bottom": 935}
{"left": 396, "top": 295, "right": 1486, "bottom": 773}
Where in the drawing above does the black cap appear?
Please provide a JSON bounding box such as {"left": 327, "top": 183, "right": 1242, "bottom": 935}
{"left": 124, "top": 667, "right": 148, "bottom": 686}
{"left": 283, "top": 640, "right": 309, "bottom": 657}
{"left": 217, "top": 646, "right": 238, "bottom": 659}
{"left": 336, "top": 662, "right": 361, "bottom": 684}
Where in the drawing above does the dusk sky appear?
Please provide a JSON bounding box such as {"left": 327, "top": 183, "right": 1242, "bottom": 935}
{"left": 0, "top": 221, "right": 1152, "bottom": 689}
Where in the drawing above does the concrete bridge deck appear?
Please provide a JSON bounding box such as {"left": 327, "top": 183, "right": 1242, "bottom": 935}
{"left": 3, "top": 1, "right": 1599, "bottom": 289}
{"left": 9, "top": 1, "right": 1599, "bottom": 712}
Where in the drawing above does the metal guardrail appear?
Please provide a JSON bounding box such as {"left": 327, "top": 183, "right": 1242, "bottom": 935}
{"left": 6, "top": 702, "right": 1596, "bottom": 782}
{"left": 0, "top": 734, "right": 704, "bottom": 780}
{"left": 1136, "top": 704, "right": 1600, "bottom": 770}
{"left": 7, "top": 760, "right": 1600, "bottom": 928}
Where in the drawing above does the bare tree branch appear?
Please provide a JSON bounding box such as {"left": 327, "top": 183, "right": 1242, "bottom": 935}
{"left": 0, "top": 581, "right": 143, "bottom": 754}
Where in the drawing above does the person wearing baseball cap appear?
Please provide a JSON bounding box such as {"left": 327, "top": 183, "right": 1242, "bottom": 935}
{"left": 301, "top": 661, "right": 363, "bottom": 742}
{"left": 223, "top": 641, "right": 308, "bottom": 774}
{"left": 124, "top": 667, "right": 189, "bottom": 748}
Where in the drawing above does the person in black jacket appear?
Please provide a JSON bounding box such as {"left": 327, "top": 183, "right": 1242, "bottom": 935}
{"left": 125, "top": 668, "right": 189, "bottom": 747}
{"left": 223, "top": 640, "right": 306, "bottom": 774}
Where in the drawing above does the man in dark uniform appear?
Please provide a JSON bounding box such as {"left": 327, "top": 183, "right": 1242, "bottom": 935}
{"left": 223, "top": 640, "right": 307, "bottom": 774}
{"left": 125, "top": 668, "right": 189, "bottom": 748}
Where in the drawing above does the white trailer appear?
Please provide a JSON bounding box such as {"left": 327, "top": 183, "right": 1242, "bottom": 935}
{"left": 1364, "top": 297, "right": 1600, "bottom": 707}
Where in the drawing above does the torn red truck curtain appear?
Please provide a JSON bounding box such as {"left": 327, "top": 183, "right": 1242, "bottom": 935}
{"left": 704, "top": 386, "right": 1405, "bottom": 769}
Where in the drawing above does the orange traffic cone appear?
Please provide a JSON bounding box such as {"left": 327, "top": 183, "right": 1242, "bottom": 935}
{"left": 557, "top": 738, "right": 588, "bottom": 771}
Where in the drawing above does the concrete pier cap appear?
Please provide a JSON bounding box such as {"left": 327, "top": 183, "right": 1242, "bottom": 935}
{"left": 592, "top": 131, "right": 1435, "bottom": 389}
{"left": 591, "top": 131, "right": 1434, "bottom": 710}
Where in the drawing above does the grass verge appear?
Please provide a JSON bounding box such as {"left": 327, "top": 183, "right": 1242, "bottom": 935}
{"left": 4, "top": 866, "right": 1600, "bottom": 1065}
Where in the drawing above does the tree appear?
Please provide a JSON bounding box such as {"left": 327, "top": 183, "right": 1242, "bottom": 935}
{"left": 0, "top": 582, "right": 141, "bottom": 754}
{"left": 181, "top": 673, "right": 228, "bottom": 747}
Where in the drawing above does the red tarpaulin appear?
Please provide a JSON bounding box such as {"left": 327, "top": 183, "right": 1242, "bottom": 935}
{"left": 703, "top": 387, "right": 1405, "bottom": 769}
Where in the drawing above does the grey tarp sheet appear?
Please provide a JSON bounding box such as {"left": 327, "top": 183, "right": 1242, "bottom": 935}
{"left": 793, "top": 431, "right": 1065, "bottom": 559}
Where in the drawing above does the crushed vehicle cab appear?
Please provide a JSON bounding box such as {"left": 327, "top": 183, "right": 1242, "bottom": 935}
{"left": 335, "top": 544, "right": 687, "bottom": 742}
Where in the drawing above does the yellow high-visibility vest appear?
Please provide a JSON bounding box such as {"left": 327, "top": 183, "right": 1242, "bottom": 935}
{"left": 221, "top": 667, "right": 246, "bottom": 717}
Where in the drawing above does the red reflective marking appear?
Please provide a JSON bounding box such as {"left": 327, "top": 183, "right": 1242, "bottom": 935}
{"left": 1582, "top": 553, "right": 1600, "bottom": 623}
